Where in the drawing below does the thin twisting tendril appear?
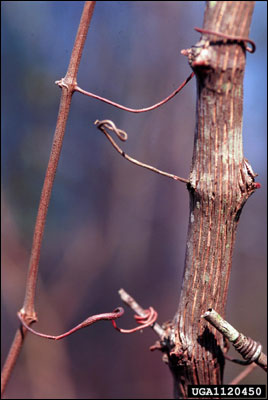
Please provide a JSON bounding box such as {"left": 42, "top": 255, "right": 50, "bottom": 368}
{"left": 95, "top": 119, "right": 128, "bottom": 141}
{"left": 112, "top": 307, "right": 158, "bottom": 334}
{"left": 194, "top": 27, "right": 256, "bottom": 53}
{"left": 94, "top": 119, "right": 189, "bottom": 184}
{"left": 17, "top": 308, "right": 124, "bottom": 341}
{"left": 74, "top": 72, "right": 194, "bottom": 113}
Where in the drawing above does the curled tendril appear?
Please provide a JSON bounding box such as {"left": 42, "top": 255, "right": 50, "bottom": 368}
{"left": 74, "top": 72, "right": 194, "bottom": 113}
{"left": 112, "top": 306, "right": 158, "bottom": 334}
{"left": 17, "top": 307, "right": 124, "bottom": 340}
{"left": 194, "top": 27, "right": 256, "bottom": 53}
{"left": 94, "top": 119, "right": 128, "bottom": 141}
{"left": 94, "top": 119, "right": 189, "bottom": 184}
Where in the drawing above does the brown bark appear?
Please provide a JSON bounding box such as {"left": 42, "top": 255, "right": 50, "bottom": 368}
{"left": 168, "top": 2, "right": 256, "bottom": 398}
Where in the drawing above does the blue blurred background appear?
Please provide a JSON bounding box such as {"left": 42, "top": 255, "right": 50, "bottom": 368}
{"left": 2, "top": 2, "right": 267, "bottom": 398}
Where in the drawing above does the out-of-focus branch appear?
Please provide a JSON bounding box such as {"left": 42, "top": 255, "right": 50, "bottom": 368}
{"left": 229, "top": 363, "right": 257, "bottom": 385}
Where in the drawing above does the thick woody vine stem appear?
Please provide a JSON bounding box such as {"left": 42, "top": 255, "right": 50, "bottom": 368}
{"left": 168, "top": 3, "right": 258, "bottom": 398}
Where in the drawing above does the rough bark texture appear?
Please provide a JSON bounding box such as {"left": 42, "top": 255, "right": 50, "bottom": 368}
{"left": 167, "top": 2, "right": 256, "bottom": 398}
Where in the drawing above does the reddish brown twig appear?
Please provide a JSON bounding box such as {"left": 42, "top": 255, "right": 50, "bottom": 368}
{"left": 229, "top": 363, "right": 257, "bottom": 385}
{"left": 194, "top": 27, "right": 256, "bottom": 53}
{"left": 112, "top": 306, "right": 158, "bottom": 334}
{"left": 1, "top": 2, "right": 96, "bottom": 396}
{"left": 22, "top": 2, "right": 96, "bottom": 322}
{"left": 75, "top": 72, "right": 194, "bottom": 113}
{"left": 17, "top": 308, "right": 124, "bottom": 340}
{"left": 95, "top": 119, "right": 189, "bottom": 184}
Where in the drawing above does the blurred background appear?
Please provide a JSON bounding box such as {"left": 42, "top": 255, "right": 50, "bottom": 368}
{"left": 1, "top": 1, "right": 267, "bottom": 398}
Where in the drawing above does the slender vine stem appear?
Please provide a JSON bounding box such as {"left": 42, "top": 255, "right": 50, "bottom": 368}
{"left": 22, "top": 2, "right": 95, "bottom": 320}
{"left": 1, "top": 2, "right": 96, "bottom": 396}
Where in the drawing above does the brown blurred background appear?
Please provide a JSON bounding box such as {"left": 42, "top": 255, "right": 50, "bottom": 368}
{"left": 2, "top": 2, "right": 267, "bottom": 398}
